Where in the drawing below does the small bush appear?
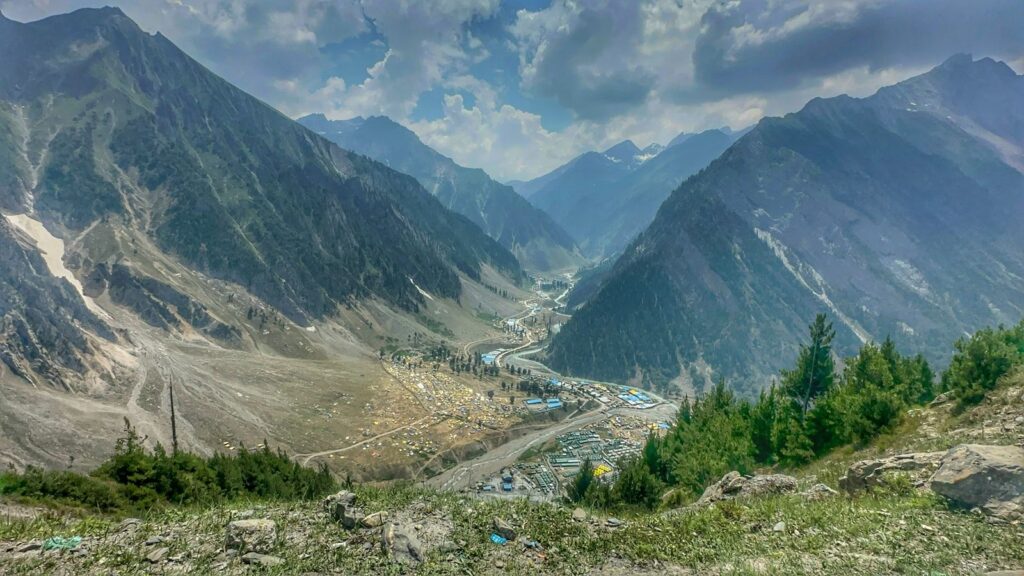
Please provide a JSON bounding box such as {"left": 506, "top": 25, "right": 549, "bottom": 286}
{"left": 941, "top": 321, "right": 1024, "bottom": 410}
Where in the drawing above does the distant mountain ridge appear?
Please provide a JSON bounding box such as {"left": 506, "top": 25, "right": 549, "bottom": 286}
{"left": 521, "top": 129, "right": 739, "bottom": 258}
{"left": 298, "top": 113, "right": 583, "bottom": 273}
{"left": 547, "top": 54, "right": 1024, "bottom": 393}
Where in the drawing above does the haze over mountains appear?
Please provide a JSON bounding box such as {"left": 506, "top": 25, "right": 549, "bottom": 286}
{"left": 515, "top": 128, "right": 741, "bottom": 258}
{"left": 548, "top": 54, "right": 1024, "bottom": 394}
{"left": 297, "top": 113, "right": 582, "bottom": 272}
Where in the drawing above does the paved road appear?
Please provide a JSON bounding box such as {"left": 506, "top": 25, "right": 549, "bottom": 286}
{"left": 420, "top": 275, "right": 680, "bottom": 492}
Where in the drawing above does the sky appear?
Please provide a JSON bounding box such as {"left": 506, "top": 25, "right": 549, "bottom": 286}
{"left": 3, "top": 0, "right": 1024, "bottom": 182}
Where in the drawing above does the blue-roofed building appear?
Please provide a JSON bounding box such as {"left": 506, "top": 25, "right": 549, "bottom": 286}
{"left": 525, "top": 398, "right": 543, "bottom": 405}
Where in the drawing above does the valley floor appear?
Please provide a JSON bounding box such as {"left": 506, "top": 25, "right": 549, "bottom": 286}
{"left": 2, "top": 374, "right": 1023, "bottom": 575}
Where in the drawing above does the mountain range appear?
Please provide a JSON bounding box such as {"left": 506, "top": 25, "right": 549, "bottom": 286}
{"left": 297, "top": 114, "right": 582, "bottom": 273}
{"left": 0, "top": 7, "right": 525, "bottom": 469}
{"left": 547, "top": 54, "right": 1024, "bottom": 394}
{"left": 515, "top": 129, "right": 741, "bottom": 258}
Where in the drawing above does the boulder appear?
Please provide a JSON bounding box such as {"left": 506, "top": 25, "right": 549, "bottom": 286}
{"left": 571, "top": 508, "right": 587, "bottom": 522}
{"left": 493, "top": 517, "right": 517, "bottom": 541}
{"left": 930, "top": 444, "right": 1024, "bottom": 521}
{"left": 225, "top": 519, "right": 277, "bottom": 554}
{"left": 361, "top": 512, "right": 389, "bottom": 528}
{"left": 838, "top": 452, "right": 944, "bottom": 493}
{"left": 696, "top": 471, "right": 797, "bottom": 506}
{"left": 382, "top": 523, "right": 424, "bottom": 564}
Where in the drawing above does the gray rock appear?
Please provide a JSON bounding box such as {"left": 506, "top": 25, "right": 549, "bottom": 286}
{"left": 572, "top": 507, "right": 587, "bottom": 522}
{"left": 323, "top": 490, "right": 362, "bottom": 528}
{"left": 929, "top": 391, "right": 953, "bottom": 406}
{"left": 493, "top": 517, "right": 517, "bottom": 540}
{"left": 838, "top": 452, "right": 944, "bottom": 493}
{"left": 146, "top": 547, "right": 169, "bottom": 563}
{"left": 360, "top": 511, "right": 389, "bottom": 529}
{"left": 322, "top": 490, "right": 357, "bottom": 511}
{"left": 772, "top": 522, "right": 786, "bottom": 533}
{"left": 118, "top": 518, "right": 142, "bottom": 532}
{"left": 802, "top": 483, "right": 839, "bottom": 501}
{"left": 225, "top": 519, "right": 277, "bottom": 554}
{"left": 241, "top": 552, "right": 285, "bottom": 567}
{"left": 144, "top": 536, "right": 164, "bottom": 546}
{"left": 696, "top": 471, "right": 798, "bottom": 506}
{"left": 382, "top": 523, "right": 424, "bottom": 564}
{"left": 606, "top": 518, "right": 624, "bottom": 528}
{"left": 930, "top": 444, "right": 1024, "bottom": 521}
{"left": 17, "top": 541, "right": 42, "bottom": 553}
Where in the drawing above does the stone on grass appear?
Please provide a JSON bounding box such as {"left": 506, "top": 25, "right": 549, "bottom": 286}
{"left": 930, "top": 444, "right": 1024, "bottom": 521}
{"left": 696, "top": 471, "right": 798, "bottom": 506}
{"left": 493, "top": 517, "right": 517, "bottom": 540}
{"left": 241, "top": 552, "right": 285, "bottom": 567}
{"left": 838, "top": 452, "right": 944, "bottom": 493}
{"left": 322, "top": 490, "right": 356, "bottom": 511}
{"left": 382, "top": 523, "right": 424, "bottom": 564}
{"left": 225, "top": 519, "right": 277, "bottom": 554}
{"left": 361, "top": 512, "right": 389, "bottom": 528}
{"left": 802, "top": 483, "right": 839, "bottom": 501}
{"left": 145, "top": 547, "right": 169, "bottom": 563}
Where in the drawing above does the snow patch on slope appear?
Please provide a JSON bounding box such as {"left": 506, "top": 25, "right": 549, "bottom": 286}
{"left": 409, "top": 277, "right": 434, "bottom": 301}
{"left": 755, "top": 227, "right": 870, "bottom": 343}
{"left": 5, "top": 213, "right": 109, "bottom": 319}
{"left": 885, "top": 258, "right": 933, "bottom": 299}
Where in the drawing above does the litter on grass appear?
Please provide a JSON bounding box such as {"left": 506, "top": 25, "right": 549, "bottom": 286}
{"left": 43, "top": 536, "right": 82, "bottom": 550}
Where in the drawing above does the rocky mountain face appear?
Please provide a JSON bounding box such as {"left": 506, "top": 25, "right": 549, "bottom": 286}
{"left": 0, "top": 7, "right": 520, "bottom": 326}
{"left": 522, "top": 130, "right": 737, "bottom": 258}
{"left": 547, "top": 55, "right": 1024, "bottom": 394}
{"left": 298, "top": 114, "right": 582, "bottom": 273}
{"left": 0, "top": 216, "right": 114, "bottom": 391}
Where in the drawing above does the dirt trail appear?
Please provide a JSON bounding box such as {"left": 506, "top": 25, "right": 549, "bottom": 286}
{"left": 295, "top": 415, "right": 434, "bottom": 466}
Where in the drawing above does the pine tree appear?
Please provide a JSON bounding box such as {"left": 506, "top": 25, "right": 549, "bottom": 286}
{"left": 782, "top": 313, "right": 836, "bottom": 421}
{"left": 569, "top": 458, "right": 594, "bottom": 502}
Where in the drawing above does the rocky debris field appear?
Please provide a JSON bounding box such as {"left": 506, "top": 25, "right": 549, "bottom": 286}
{"left": 3, "top": 467, "right": 1024, "bottom": 576}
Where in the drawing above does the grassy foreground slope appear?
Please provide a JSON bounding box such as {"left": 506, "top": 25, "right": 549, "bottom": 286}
{"left": 2, "top": 373, "right": 1023, "bottom": 575}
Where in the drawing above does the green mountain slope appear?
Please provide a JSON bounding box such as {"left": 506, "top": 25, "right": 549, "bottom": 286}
{"left": 548, "top": 55, "right": 1024, "bottom": 393}
{"left": 298, "top": 114, "right": 583, "bottom": 272}
{"left": 522, "top": 131, "right": 736, "bottom": 258}
{"left": 0, "top": 7, "right": 520, "bottom": 326}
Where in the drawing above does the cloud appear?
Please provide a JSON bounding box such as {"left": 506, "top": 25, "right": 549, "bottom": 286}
{"left": 338, "top": 0, "right": 500, "bottom": 118}
{"left": 410, "top": 76, "right": 586, "bottom": 182}
{"left": 690, "top": 0, "right": 1024, "bottom": 99}
{"left": 512, "top": 0, "right": 659, "bottom": 121}
{"left": 3, "top": 0, "right": 1023, "bottom": 181}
